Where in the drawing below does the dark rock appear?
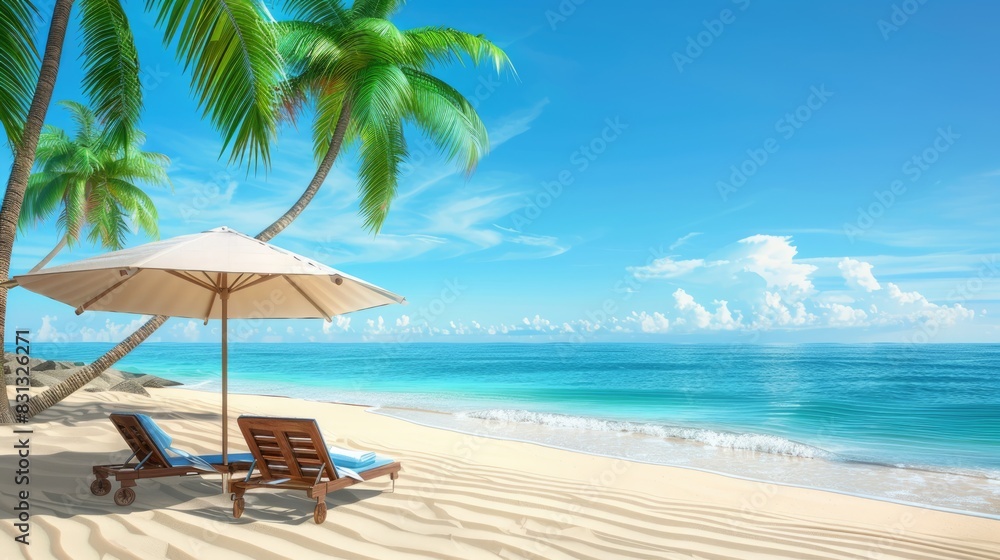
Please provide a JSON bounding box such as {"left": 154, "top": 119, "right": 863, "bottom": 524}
{"left": 135, "top": 375, "right": 182, "bottom": 388}
{"left": 109, "top": 380, "right": 150, "bottom": 397}
{"left": 34, "top": 360, "right": 59, "bottom": 372}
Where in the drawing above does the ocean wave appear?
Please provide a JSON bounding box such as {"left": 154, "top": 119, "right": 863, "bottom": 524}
{"left": 460, "top": 409, "right": 832, "bottom": 459}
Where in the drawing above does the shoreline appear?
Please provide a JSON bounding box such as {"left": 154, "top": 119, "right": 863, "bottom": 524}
{"left": 3, "top": 387, "right": 998, "bottom": 559}
{"left": 369, "top": 405, "right": 1000, "bottom": 523}
{"left": 164, "top": 386, "right": 1000, "bottom": 520}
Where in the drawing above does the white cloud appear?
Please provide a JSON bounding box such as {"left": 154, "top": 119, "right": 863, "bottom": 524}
{"left": 714, "top": 300, "right": 739, "bottom": 329}
{"left": 322, "top": 316, "right": 352, "bottom": 334}
{"left": 76, "top": 316, "right": 152, "bottom": 343}
{"left": 629, "top": 257, "right": 720, "bottom": 280}
{"left": 737, "top": 235, "right": 817, "bottom": 298}
{"left": 822, "top": 303, "right": 869, "bottom": 326}
{"left": 755, "top": 292, "right": 814, "bottom": 328}
{"left": 172, "top": 320, "right": 201, "bottom": 342}
{"left": 36, "top": 316, "right": 66, "bottom": 343}
{"left": 488, "top": 98, "right": 551, "bottom": 148}
{"left": 669, "top": 232, "right": 702, "bottom": 250}
{"left": 673, "top": 289, "right": 713, "bottom": 328}
{"left": 839, "top": 258, "right": 882, "bottom": 292}
{"left": 886, "top": 282, "right": 926, "bottom": 305}
{"left": 634, "top": 311, "right": 670, "bottom": 333}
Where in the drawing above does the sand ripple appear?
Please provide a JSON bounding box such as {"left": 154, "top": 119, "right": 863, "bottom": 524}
{"left": 2, "top": 388, "right": 999, "bottom": 560}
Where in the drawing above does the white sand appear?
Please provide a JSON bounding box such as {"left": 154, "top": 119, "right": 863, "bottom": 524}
{"left": 2, "top": 387, "right": 998, "bottom": 559}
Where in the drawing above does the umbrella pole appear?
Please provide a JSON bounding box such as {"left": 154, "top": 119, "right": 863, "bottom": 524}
{"left": 221, "top": 274, "right": 229, "bottom": 492}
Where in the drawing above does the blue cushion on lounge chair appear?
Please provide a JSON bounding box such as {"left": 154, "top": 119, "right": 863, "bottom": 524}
{"left": 128, "top": 414, "right": 250, "bottom": 471}
{"left": 171, "top": 453, "right": 255, "bottom": 467}
{"left": 134, "top": 414, "right": 172, "bottom": 451}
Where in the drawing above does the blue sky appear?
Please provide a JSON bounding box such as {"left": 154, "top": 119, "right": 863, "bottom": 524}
{"left": 4, "top": 0, "right": 999, "bottom": 344}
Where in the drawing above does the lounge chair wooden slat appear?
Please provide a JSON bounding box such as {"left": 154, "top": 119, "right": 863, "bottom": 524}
{"left": 230, "top": 416, "right": 401, "bottom": 523}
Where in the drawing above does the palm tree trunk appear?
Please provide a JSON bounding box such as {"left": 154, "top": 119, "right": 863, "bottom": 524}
{"left": 29, "top": 235, "right": 68, "bottom": 273}
{"left": 255, "top": 98, "right": 352, "bottom": 242}
{"left": 22, "top": 98, "right": 354, "bottom": 419}
{"left": 0, "top": 0, "right": 76, "bottom": 424}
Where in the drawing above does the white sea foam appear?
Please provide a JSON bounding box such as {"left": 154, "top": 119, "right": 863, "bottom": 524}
{"left": 460, "top": 409, "right": 832, "bottom": 459}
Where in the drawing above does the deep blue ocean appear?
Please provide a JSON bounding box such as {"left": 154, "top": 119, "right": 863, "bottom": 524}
{"left": 14, "top": 342, "right": 1000, "bottom": 516}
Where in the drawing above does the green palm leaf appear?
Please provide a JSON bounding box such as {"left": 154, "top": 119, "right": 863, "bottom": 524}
{"left": 79, "top": 0, "right": 142, "bottom": 150}
{"left": 280, "top": 0, "right": 350, "bottom": 27}
{"left": 147, "top": 0, "right": 283, "bottom": 169}
{"left": 356, "top": 117, "right": 406, "bottom": 231}
{"left": 0, "top": 0, "right": 38, "bottom": 149}
{"left": 403, "top": 67, "right": 487, "bottom": 175}
{"left": 351, "top": 0, "right": 405, "bottom": 19}
{"left": 402, "top": 27, "right": 512, "bottom": 74}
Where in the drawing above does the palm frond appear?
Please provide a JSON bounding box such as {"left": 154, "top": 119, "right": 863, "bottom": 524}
{"left": 0, "top": 0, "right": 38, "bottom": 150}
{"left": 356, "top": 117, "right": 406, "bottom": 232}
{"left": 278, "top": 0, "right": 350, "bottom": 26}
{"left": 57, "top": 179, "right": 88, "bottom": 244}
{"left": 58, "top": 100, "right": 98, "bottom": 144}
{"left": 402, "top": 27, "right": 512, "bottom": 74}
{"left": 348, "top": 63, "right": 410, "bottom": 135}
{"left": 19, "top": 171, "right": 69, "bottom": 231}
{"left": 33, "top": 125, "right": 74, "bottom": 166}
{"left": 310, "top": 88, "right": 349, "bottom": 162}
{"left": 79, "top": 0, "right": 142, "bottom": 150}
{"left": 106, "top": 177, "right": 159, "bottom": 238}
{"left": 275, "top": 20, "right": 345, "bottom": 76}
{"left": 403, "top": 67, "right": 487, "bottom": 175}
{"left": 85, "top": 184, "right": 130, "bottom": 249}
{"left": 350, "top": 0, "right": 405, "bottom": 19}
{"left": 147, "top": 0, "right": 283, "bottom": 170}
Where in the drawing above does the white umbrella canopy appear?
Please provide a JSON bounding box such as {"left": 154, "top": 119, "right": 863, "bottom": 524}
{"left": 7, "top": 226, "right": 404, "bottom": 466}
{"left": 9, "top": 226, "right": 403, "bottom": 320}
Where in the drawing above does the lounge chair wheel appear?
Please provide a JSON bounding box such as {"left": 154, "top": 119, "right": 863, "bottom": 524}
{"left": 91, "top": 478, "right": 112, "bottom": 496}
{"left": 313, "top": 502, "right": 327, "bottom": 524}
{"left": 113, "top": 487, "right": 135, "bottom": 506}
{"left": 233, "top": 497, "right": 245, "bottom": 518}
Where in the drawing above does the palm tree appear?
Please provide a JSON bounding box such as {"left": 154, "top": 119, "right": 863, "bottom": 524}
{"left": 19, "top": 101, "right": 169, "bottom": 272}
{"left": 23, "top": 0, "right": 513, "bottom": 418}
{"left": 261, "top": 0, "right": 512, "bottom": 239}
{"left": 0, "top": 0, "right": 283, "bottom": 422}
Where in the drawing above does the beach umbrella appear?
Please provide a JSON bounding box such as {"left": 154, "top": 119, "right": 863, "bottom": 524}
{"left": 5, "top": 226, "right": 404, "bottom": 466}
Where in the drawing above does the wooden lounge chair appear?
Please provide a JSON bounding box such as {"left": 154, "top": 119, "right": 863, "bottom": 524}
{"left": 91, "top": 413, "right": 254, "bottom": 506}
{"left": 230, "top": 416, "right": 401, "bottom": 523}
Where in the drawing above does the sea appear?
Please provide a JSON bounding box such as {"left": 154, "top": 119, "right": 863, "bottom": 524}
{"left": 14, "top": 342, "right": 1000, "bottom": 518}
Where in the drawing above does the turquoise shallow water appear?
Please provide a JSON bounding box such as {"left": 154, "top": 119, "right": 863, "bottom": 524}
{"left": 15, "top": 342, "right": 1000, "bottom": 515}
